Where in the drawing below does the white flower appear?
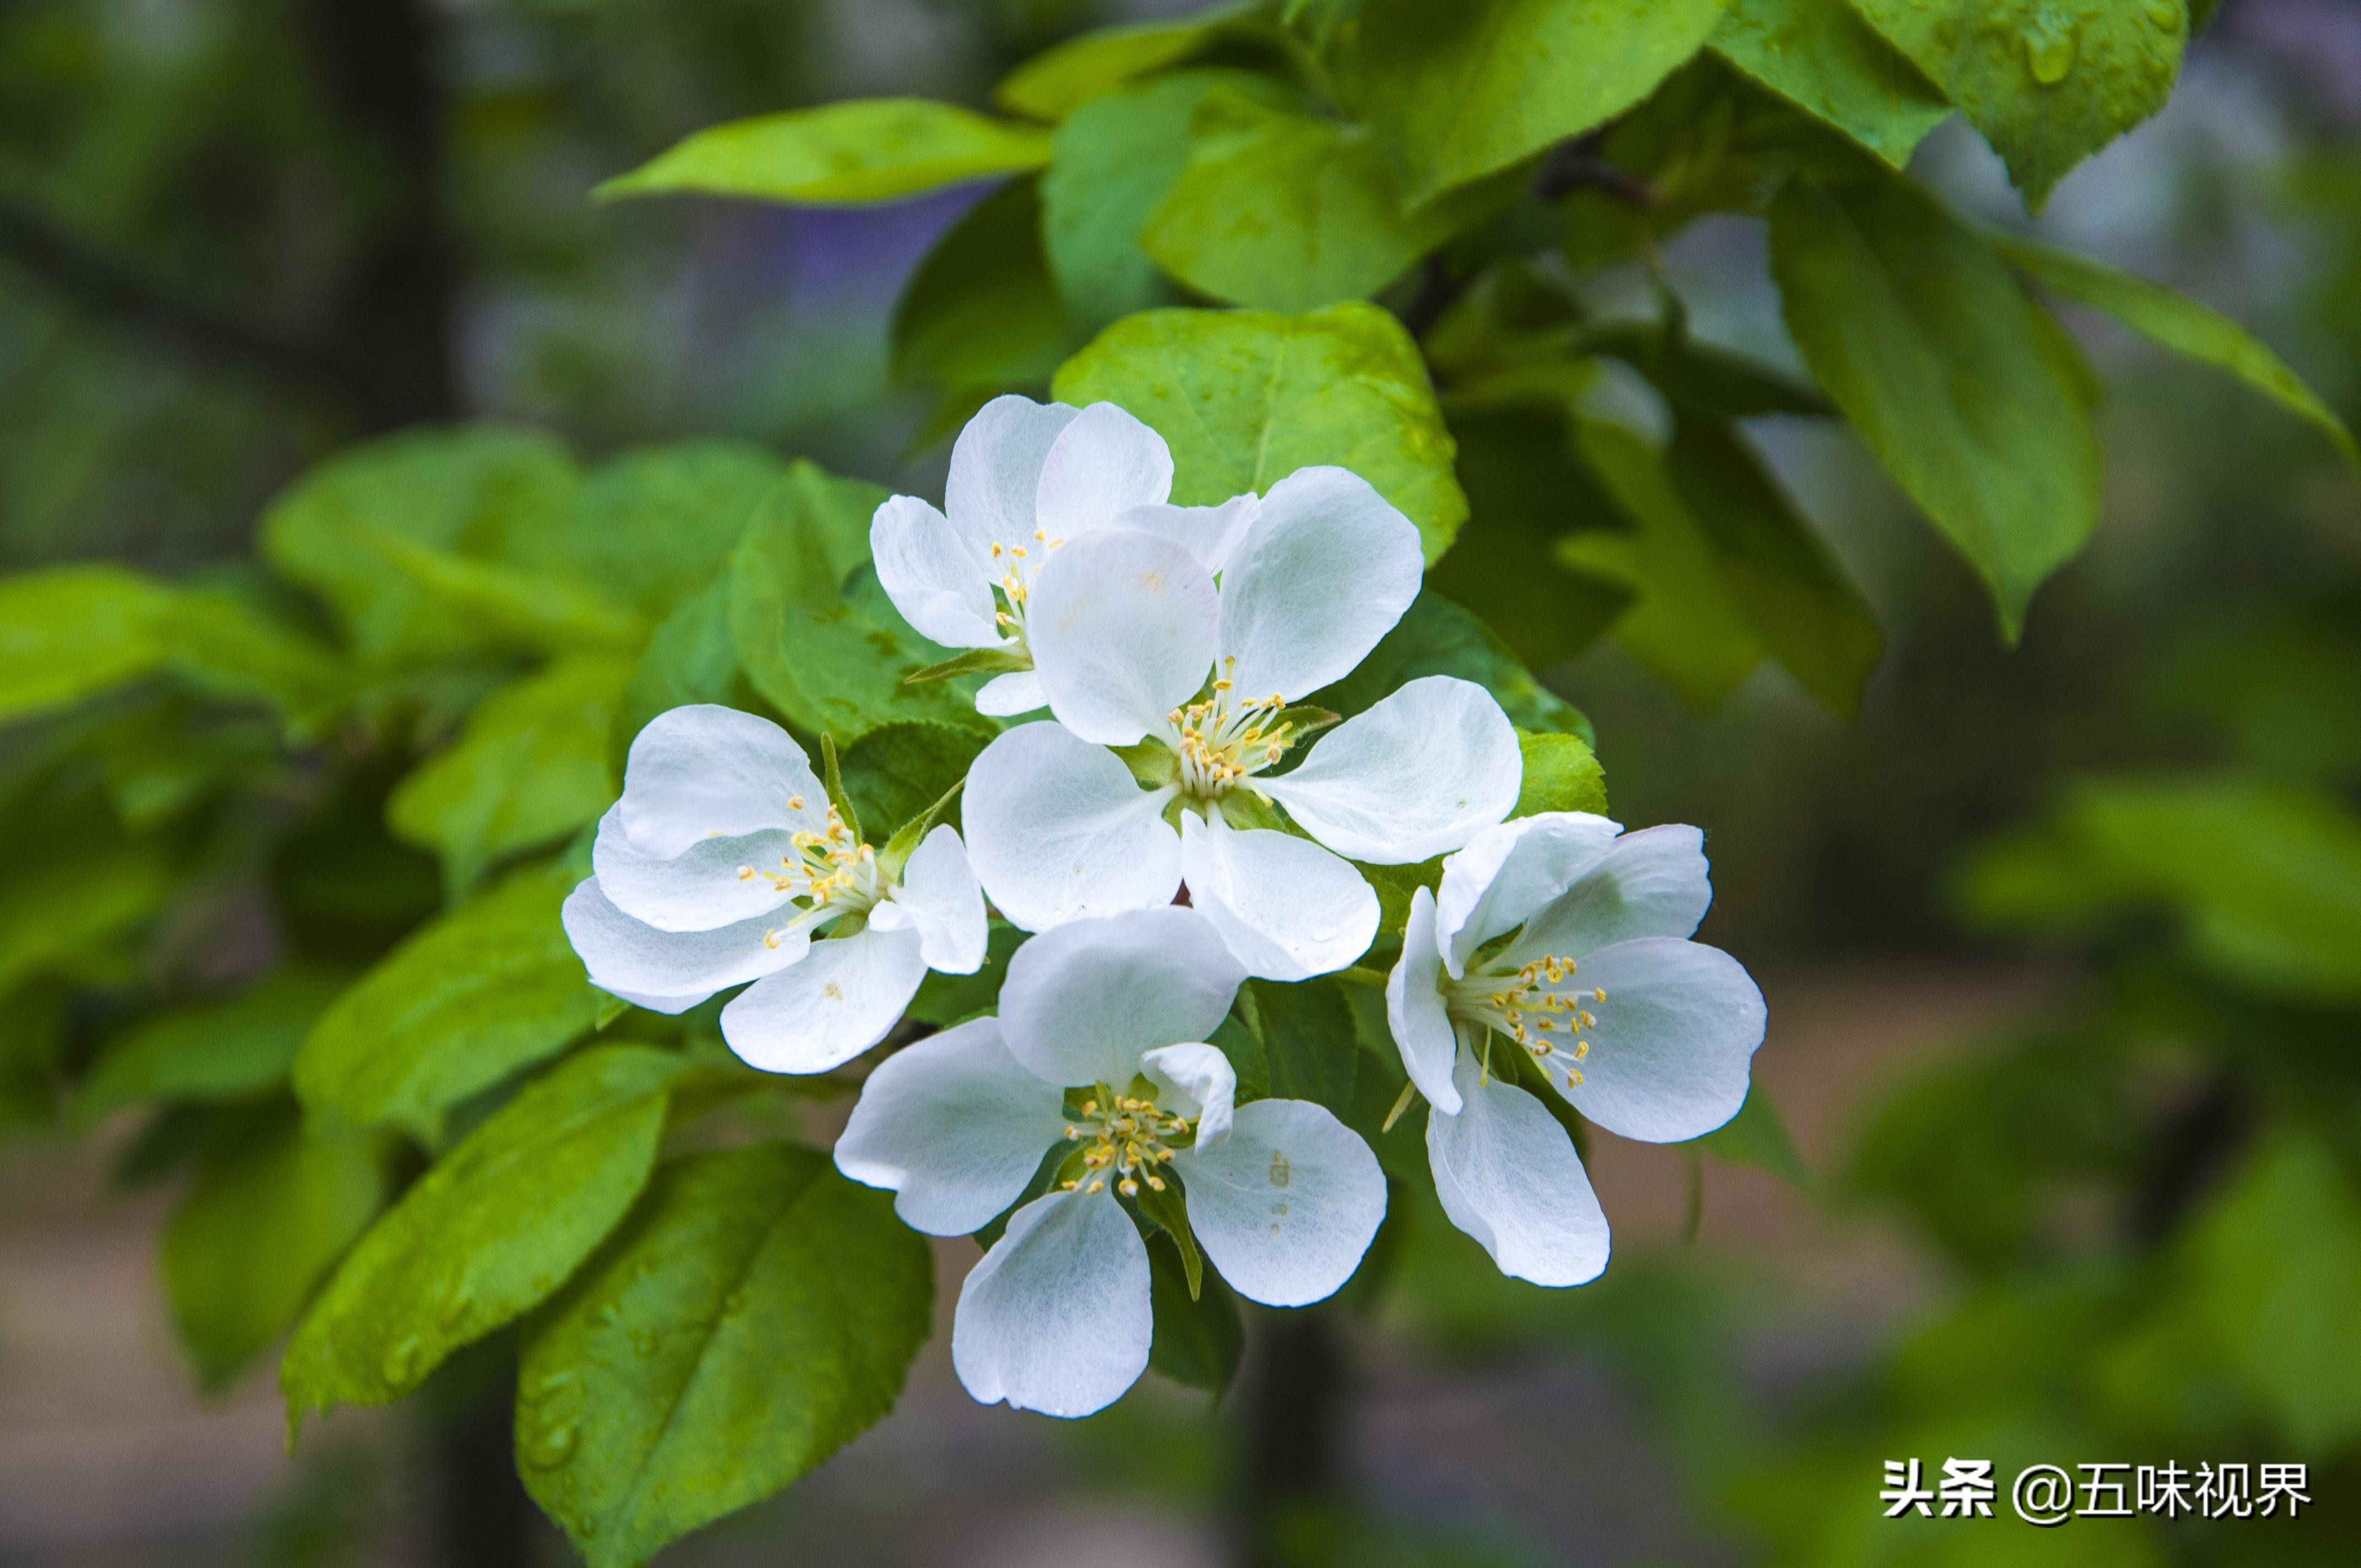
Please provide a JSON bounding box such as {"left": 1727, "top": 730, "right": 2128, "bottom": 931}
{"left": 834, "top": 906, "right": 1388, "bottom": 1419}
{"left": 1385, "top": 814, "right": 1766, "bottom": 1287}
{"left": 961, "top": 467, "right": 1521, "bottom": 981}
{"left": 561, "top": 705, "right": 987, "bottom": 1074}
{"left": 869, "top": 394, "right": 1255, "bottom": 718}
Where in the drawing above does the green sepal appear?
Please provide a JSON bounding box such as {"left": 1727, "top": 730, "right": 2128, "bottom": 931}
{"left": 819, "top": 732, "right": 862, "bottom": 847}
{"left": 1269, "top": 704, "right": 1341, "bottom": 753}
{"left": 1132, "top": 1173, "right": 1203, "bottom": 1299}
{"left": 902, "top": 646, "right": 1032, "bottom": 685}
{"left": 1111, "top": 739, "right": 1178, "bottom": 788}
{"left": 878, "top": 775, "right": 966, "bottom": 882}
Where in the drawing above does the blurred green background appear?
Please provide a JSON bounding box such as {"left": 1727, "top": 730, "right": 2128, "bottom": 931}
{"left": 6, "top": 1, "right": 2361, "bottom": 1566}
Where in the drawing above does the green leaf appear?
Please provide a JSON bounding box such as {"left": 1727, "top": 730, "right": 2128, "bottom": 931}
{"left": 0, "top": 564, "right": 175, "bottom": 725}
{"left": 293, "top": 861, "right": 603, "bottom": 1141}
{"left": 891, "top": 177, "right": 1082, "bottom": 404}
{"left": 1244, "top": 977, "right": 1359, "bottom": 1116}
{"left": 1314, "top": 592, "right": 1595, "bottom": 745}
{"left": 1559, "top": 420, "right": 1771, "bottom": 710}
{"left": 1053, "top": 302, "right": 1467, "bottom": 562}
{"left": 1768, "top": 174, "right": 2101, "bottom": 639}
{"left": 727, "top": 462, "right": 993, "bottom": 747}
{"left": 1353, "top": 0, "right": 1732, "bottom": 206}
{"left": 841, "top": 721, "right": 986, "bottom": 845}
{"left": 1994, "top": 233, "right": 2359, "bottom": 464}
{"left": 819, "top": 732, "right": 862, "bottom": 848}
{"left": 1695, "top": 1082, "right": 1810, "bottom": 1188}
{"left": 356, "top": 533, "right": 649, "bottom": 658}
{"left": 596, "top": 99, "right": 1052, "bottom": 205}
{"left": 1428, "top": 404, "right": 1634, "bottom": 672}
{"left": 0, "top": 829, "right": 177, "bottom": 996}
{"left": 388, "top": 657, "right": 635, "bottom": 894}
{"left": 259, "top": 427, "right": 584, "bottom": 665}
{"left": 80, "top": 969, "right": 350, "bottom": 1123}
{"left": 517, "top": 1144, "right": 933, "bottom": 1568}
{"left": 1134, "top": 1174, "right": 1203, "bottom": 1298}
{"left": 163, "top": 1105, "right": 389, "bottom": 1392}
{"left": 1041, "top": 71, "right": 1286, "bottom": 330}
{"left": 535, "top": 443, "right": 795, "bottom": 620}
{"left": 1667, "top": 416, "right": 1883, "bottom": 715}
{"left": 1708, "top": 0, "right": 1951, "bottom": 169}
{"left": 617, "top": 576, "right": 761, "bottom": 763}
{"left": 1853, "top": 0, "right": 2185, "bottom": 210}
{"left": 1147, "top": 1230, "right": 1243, "bottom": 1396}
{"left": 1585, "top": 324, "right": 1835, "bottom": 420}
{"left": 282, "top": 1044, "right": 688, "bottom": 1418}
{"left": 1512, "top": 731, "right": 1608, "bottom": 819}
{"left": 1143, "top": 90, "right": 1515, "bottom": 312}
{"left": 2184, "top": 1134, "right": 2361, "bottom": 1451}
{"left": 165, "top": 587, "right": 350, "bottom": 734}
{"left": 997, "top": 3, "right": 1261, "bottom": 120}
{"left": 1959, "top": 776, "right": 2361, "bottom": 1004}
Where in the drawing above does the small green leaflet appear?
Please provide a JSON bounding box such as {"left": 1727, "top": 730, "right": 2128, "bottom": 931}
{"left": 1053, "top": 303, "right": 1467, "bottom": 563}
{"left": 1995, "top": 233, "right": 2358, "bottom": 464}
{"left": 1696, "top": 1083, "right": 1811, "bottom": 1189}
{"left": 282, "top": 1044, "right": 688, "bottom": 1420}
{"left": 596, "top": 99, "right": 1052, "bottom": 205}
{"left": 1513, "top": 731, "right": 1608, "bottom": 820}
{"left": 1853, "top": 0, "right": 2185, "bottom": 210}
{"left": 1709, "top": 0, "right": 1951, "bottom": 170}
{"left": 0, "top": 565, "right": 176, "bottom": 725}
{"left": 1769, "top": 174, "right": 2100, "bottom": 640}
{"left": 292, "top": 861, "right": 604, "bottom": 1142}
{"left": 80, "top": 968, "right": 349, "bottom": 1123}
{"left": 995, "top": 3, "right": 1262, "bottom": 121}
{"left": 518, "top": 1144, "right": 932, "bottom": 1568}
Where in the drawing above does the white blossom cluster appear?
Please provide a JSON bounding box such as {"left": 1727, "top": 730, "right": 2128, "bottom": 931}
{"left": 562, "top": 398, "right": 1766, "bottom": 1417}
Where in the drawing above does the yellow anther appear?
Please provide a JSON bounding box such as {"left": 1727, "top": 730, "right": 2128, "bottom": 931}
{"left": 788, "top": 796, "right": 805, "bottom": 810}
{"left": 738, "top": 866, "right": 755, "bottom": 881}
{"left": 762, "top": 929, "right": 782, "bottom": 950}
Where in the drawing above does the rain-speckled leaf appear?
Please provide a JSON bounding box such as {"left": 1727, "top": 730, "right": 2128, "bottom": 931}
{"left": 292, "top": 862, "right": 602, "bottom": 1141}
{"left": 282, "top": 1045, "right": 688, "bottom": 1418}
{"left": 1710, "top": 0, "right": 1951, "bottom": 169}
{"left": 1853, "top": 0, "right": 2185, "bottom": 209}
{"left": 517, "top": 1144, "right": 933, "bottom": 1568}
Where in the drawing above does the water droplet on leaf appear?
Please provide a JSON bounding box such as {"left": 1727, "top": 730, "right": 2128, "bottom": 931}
{"left": 381, "top": 1335, "right": 425, "bottom": 1387}
{"left": 526, "top": 1422, "right": 578, "bottom": 1468}
{"left": 2023, "top": 21, "right": 2078, "bottom": 86}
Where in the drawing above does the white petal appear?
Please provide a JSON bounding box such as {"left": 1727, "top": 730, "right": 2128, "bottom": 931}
{"left": 592, "top": 808, "right": 801, "bottom": 933}
{"left": 952, "top": 1188, "right": 1152, "bottom": 1419}
{"left": 614, "top": 705, "right": 829, "bottom": 858}
{"left": 998, "top": 906, "right": 1244, "bottom": 1089}
{"left": 1179, "top": 811, "right": 1376, "bottom": 982}
{"left": 1504, "top": 825, "right": 1715, "bottom": 964}
{"left": 834, "top": 1017, "right": 1070, "bottom": 1235}
{"left": 872, "top": 825, "right": 987, "bottom": 974}
{"left": 1435, "top": 812, "right": 1624, "bottom": 979}
{"left": 1178, "top": 1098, "right": 1386, "bottom": 1308}
{"left": 1428, "top": 1052, "right": 1610, "bottom": 1287}
{"left": 871, "top": 493, "right": 1001, "bottom": 649}
{"left": 964, "top": 722, "right": 1181, "bottom": 933}
{"left": 1109, "top": 493, "right": 1258, "bottom": 578}
{"left": 1547, "top": 937, "right": 1765, "bottom": 1144}
{"left": 1033, "top": 401, "right": 1174, "bottom": 545}
{"left": 1026, "top": 530, "right": 1218, "bottom": 747}
{"left": 946, "top": 395, "right": 1079, "bottom": 554}
{"left": 1261, "top": 676, "right": 1520, "bottom": 864}
{"left": 975, "top": 669, "right": 1047, "bottom": 717}
{"left": 1386, "top": 886, "right": 1460, "bottom": 1114}
{"left": 719, "top": 926, "right": 927, "bottom": 1074}
{"left": 1140, "top": 1042, "right": 1236, "bottom": 1146}
{"left": 561, "top": 878, "right": 803, "bottom": 1011}
{"left": 1216, "top": 467, "right": 1422, "bottom": 702}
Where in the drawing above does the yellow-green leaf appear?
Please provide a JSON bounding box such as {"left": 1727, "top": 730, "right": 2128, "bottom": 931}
{"left": 598, "top": 99, "right": 1052, "bottom": 205}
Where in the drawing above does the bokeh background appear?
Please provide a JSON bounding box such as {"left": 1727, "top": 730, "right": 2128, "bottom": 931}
{"left": 6, "top": 1, "right": 2361, "bottom": 1565}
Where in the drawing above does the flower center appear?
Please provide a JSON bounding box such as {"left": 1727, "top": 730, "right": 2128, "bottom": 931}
{"left": 1165, "top": 657, "right": 1292, "bottom": 802}
{"left": 1060, "top": 1085, "right": 1195, "bottom": 1198}
{"left": 1443, "top": 952, "right": 1607, "bottom": 1097}
{"left": 987, "top": 531, "right": 1066, "bottom": 652}
{"left": 735, "top": 798, "right": 886, "bottom": 947}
